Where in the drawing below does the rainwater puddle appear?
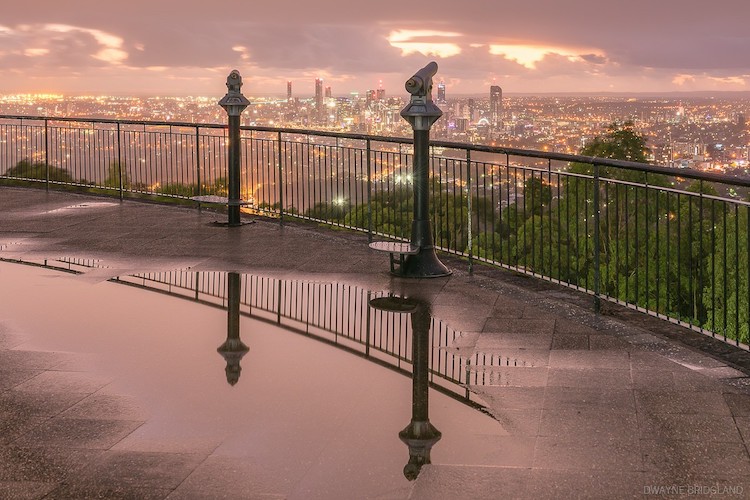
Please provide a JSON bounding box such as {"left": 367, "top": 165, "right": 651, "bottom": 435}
{"left": 0, "top": 261, "right": 507, "bottom": 498}
{"left": 42, "top": 201, "right": 118, "bottom": 214}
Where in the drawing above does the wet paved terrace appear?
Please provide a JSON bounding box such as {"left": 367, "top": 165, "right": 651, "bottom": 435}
{"left": 3, "top": 186, "right": 750, "bottom": 499}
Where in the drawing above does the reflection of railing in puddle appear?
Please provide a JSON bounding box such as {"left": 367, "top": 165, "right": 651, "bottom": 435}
{"left": 2, "top": 257, "right": 534, "bottom": 397}
{"left": 124, "top": 271, "right": 534, "bottom": 388}
{"left": 116, "top": 270, "right": 473, "bottom": 399}
{"left": 0, "top": 256, "right": 108, "bottom": 272}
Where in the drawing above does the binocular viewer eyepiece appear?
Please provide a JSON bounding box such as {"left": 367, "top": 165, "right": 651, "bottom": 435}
{"left": 404, "top": 61, "right": 439, "bottom": 97}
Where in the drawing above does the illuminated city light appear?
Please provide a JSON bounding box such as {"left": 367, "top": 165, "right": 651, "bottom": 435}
{"left": 0, "top": 91, "right": 747, "bottom": 178}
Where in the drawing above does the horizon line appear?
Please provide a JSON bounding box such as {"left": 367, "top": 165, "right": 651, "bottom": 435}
{"left": 3, "top": 90, "right": 750, "bottom": 100}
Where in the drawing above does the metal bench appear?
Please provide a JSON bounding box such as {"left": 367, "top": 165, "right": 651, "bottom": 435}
{"left": 368, "top": 241, "right": 419, "bottom": 274}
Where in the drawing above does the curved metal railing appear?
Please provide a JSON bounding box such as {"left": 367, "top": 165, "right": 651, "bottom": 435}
{"left": 2, "top": 257, "right": 521, "bottom": 404}
{"left": 1, "top": 115, "right": 748, "bottom": 348}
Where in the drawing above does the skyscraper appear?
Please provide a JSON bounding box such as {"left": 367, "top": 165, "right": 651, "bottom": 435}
{"left": 325, "top": 86, "right": 332, "bottom": 99}
{"left": 287, "top": 81, "right": 292, "bottom": 101}
{"left": 315, "top": 78, "right": 323, "bottom": 118}
{"left": 490, "top": 85, "right": 502, "bottom": 130}
{"left": 437, "top": 81, "right": 446, "bottom": 104}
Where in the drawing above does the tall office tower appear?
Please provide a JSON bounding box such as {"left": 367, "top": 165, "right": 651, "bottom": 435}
{"left": 467, "top": 98, "right": 476, "bottom": 122}
{"left": 366, "top": 89, "right": 376, "bottom": 106}
{"left": 437, "top": 81, "right": 446, "bottom": 104}
{"left": 287, "top": 81, "right": 292, "bottom": 101}
{"left": 490, "top": 85, "right": 503, "bottom": 129}
{"left": 325, "top": 86, "right": 332, "bottom": 98}
{"left": 315, "top": 78, "right": 323, "bottom": 117}
{"left": 376, "top": 88, "right": 386, "bottom": 101}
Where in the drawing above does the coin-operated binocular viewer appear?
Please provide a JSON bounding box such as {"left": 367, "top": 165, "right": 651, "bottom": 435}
{"left": 218, "top": 70, "right": 251, "bottom": 227}
{"left": 399, "top": 62, "right": 451, "bottom": 278}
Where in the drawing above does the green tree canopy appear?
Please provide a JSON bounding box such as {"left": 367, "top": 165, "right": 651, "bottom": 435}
{"left": 580, "top": 121, "right": 651, "bottom": 163}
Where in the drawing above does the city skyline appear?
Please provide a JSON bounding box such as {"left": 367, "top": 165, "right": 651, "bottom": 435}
{"left": 0, "top": 0, "right": 748, "bottom": 96}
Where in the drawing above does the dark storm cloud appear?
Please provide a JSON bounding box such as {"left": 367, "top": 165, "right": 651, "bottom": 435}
{"left": 0, "top": 26, "right": 113, "bottom": 69}
{"left": 580, "top": 54, "right": 607, "bottom": 65}
{"left": 234, "top": 25, "right": 405, "bottom": 72}
{"left": 124, "top": 23, "right": 414, "bottom": 73}
{"left": 609, "top": 34, "right": 750, "bottom": 71}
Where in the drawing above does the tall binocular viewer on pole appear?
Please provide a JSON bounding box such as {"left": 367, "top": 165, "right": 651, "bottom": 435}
{"left": 398, "top": 62, "right": 451, "bottom": 278}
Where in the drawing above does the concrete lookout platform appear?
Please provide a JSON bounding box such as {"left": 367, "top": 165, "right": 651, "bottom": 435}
{"left": 2, "top": 186, "right": 750, "bottom": 499}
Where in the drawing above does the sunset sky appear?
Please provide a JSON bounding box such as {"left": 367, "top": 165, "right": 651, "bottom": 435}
{"left": 1, "top": 0, "right": 748, "bottom": 97}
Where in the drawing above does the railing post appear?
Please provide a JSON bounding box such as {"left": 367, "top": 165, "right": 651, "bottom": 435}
{"left": 366, "top": 138, "right": 373, "bottom": 242}
{"left": 278, "top": 131, "right": 284, "bottom": 226}
{"left": 44, "top": 119, "right": 49, "bottom": 191}
{"left": 116, "top": 122, "right": 123, "bottom": 201}
{"left": 593, "top": 163, "right": 601, "bottom": 313}
{"left": 466, "top": 148, "right": 473, "bottom": 275}
{"left": 195, "top": 126, "right": 201, "bottom": 210}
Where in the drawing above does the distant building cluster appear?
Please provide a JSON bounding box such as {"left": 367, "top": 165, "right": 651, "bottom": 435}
{"left": 1, "top": 82, "right": 748, "bottom": 176}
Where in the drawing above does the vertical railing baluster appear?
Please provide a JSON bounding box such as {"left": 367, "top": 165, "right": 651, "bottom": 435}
{"left": 195, "top": 126, "right": 201, "bottom": 209}
{"left": 44, "top": 118, "right": 49, "bottom": 190}
{"left": 278, "top": 131, "right": 284, "bottom": 226}
{"left": 645, "top": 173, "right": 650, "bottom": 313}
{"left": 746, "top": 206, "right": 749, "bottom": 346}
{"left": 656, "top": 186, "right": 660, "bottom": 316}
{"left": 593, "top": 163, "right": 601, "bottom": 313}
{"left": 548, "top": 159, "right": 552, "bottom": 280}
{"left": 466, "top": 148, "right": 473, "bottom": 274}
{"left": 723, "top": 203, "right": 728, "bottom": 341}
{"left": 734, "top": 205, "right": 739, "bottom": 345}
{"left": 698, "top": 183, "right": 705, "bottom": 329}
{"left": 117, "top": 121, "right": 123, "bottom": 201}
{"left": 711, "top": 198, "right": 716, "bottom": 336}
{"left": 366, "top": 138, "right": 372, "bottom": 242}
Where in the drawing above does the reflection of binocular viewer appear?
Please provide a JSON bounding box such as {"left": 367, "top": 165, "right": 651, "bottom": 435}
{"left": 404, "top": 62, "right": 438, "bottom": 97}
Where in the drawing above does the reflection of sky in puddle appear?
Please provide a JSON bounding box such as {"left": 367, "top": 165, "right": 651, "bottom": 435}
{"left": 0, "top": 261, "right": 507, "bottom": 498}
{"left": 41, "top": 202, "right": 119, "bottom": 214}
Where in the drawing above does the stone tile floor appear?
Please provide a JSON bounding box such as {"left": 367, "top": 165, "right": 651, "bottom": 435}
{"left": 2, "top": 187, "right": 750, "bottom": 499}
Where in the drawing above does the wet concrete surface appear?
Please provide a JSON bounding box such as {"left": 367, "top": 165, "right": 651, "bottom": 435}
{"left": 2, "top": 186, "right": 750, "bottom": 499}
